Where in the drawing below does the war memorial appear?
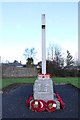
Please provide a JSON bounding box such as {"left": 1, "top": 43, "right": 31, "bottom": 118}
{"left": 26, "top": 14, "right": 64, "bottom": 112}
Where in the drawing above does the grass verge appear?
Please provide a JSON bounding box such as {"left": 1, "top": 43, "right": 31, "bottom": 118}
{"left": 2, "top": 78, "right": 35, "bottom": 88}
{"left": 52, "top": 77, "right": 79, "bottom": 88}
{"left": 2, "top": 77, "right": 79, "bottom": 89}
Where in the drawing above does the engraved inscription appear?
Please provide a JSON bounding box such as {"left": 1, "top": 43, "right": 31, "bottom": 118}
{"left": 38, "top": 84, "right": 48, "bottom": 92}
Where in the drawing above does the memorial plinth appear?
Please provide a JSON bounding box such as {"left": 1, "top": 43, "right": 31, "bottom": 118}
{"left": 33, "top": 78, "right": 54, "bottom": 102}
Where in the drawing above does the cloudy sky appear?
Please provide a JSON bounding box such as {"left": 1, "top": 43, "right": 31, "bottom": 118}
{"left": 0, "top": 2, "right": 78, "bottom": 64}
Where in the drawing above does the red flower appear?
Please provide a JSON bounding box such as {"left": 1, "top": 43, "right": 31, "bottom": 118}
{"left": 48, "top": 74, "right": 51, "bottom": 78}
{"left": 26, "top": 93, "right": 33, "bottom": 108}
{"left": 56, "top": 91, "right": 64, "bottom": 110}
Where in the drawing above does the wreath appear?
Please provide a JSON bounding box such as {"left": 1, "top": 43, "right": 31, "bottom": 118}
{"left": 38, "top": 100, "right": 46, "bottom": 112}
{"left": 46, "top": 100, "right": 57, "bottom": 112}
{"left": 31, "top": 100, "right": 41, "bottom": 112}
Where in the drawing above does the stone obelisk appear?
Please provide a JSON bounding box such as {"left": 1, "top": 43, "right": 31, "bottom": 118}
{"left": 29, "top": 14, "right": 60, "bottom": 111}
{"left": 42, "top": 14, "right": 46, "bottom": 74}
{"left": 33, "top": 14, "right": 54, "bottom": 102}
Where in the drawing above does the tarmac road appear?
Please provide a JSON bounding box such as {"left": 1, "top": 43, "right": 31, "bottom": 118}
{"left": 2, "top": 84, "right": 79, "bottom": 119}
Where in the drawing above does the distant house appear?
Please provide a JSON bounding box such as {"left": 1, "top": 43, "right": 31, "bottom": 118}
{"left": 2, "top": 60, "right": 23, "bottom": 67}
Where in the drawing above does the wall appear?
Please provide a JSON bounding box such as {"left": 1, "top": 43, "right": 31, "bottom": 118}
{"left": 2, "top": 66, "right": 37, "bottom": 78}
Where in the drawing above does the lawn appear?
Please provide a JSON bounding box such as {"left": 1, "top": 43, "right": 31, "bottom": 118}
{"left": 2, "top": 78, "right": 36, "bottom": 88}
{"left": 2, "top": 77, "right": 79, "bottom": 89}
{"left": 52, "top": 77, "right": 79, "bottom": 88}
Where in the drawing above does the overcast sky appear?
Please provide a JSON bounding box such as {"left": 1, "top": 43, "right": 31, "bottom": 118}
{"left": 0, "top": 2, "right": 78, "bottom": 64}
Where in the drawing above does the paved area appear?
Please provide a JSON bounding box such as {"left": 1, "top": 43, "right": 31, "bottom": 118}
{"left": 2, "top": 84, "right": 79, "bottom": 119}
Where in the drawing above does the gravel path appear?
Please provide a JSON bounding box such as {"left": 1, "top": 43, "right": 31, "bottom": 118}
{"left": 2, "top": 84, "right": 79, "bottom": 119}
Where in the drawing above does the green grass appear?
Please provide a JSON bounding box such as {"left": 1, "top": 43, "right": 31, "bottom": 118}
{"left": 2, "top": 77, "right": 79, "bottom": 89}
{"left": 2, "top": 78, "right": 36, "bottom": 88}
{"left": 52, "top": 77, "right": 79, "bottom": 88}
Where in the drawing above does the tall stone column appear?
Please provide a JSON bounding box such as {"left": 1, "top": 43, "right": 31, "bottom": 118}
{"left": 42, "top": 14, "right": 46, "bottom": 74}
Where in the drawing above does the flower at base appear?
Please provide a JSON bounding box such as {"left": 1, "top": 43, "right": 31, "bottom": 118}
{"left": 38, "top": 100, "right": 46, "bottom": 112}
{"left": 31, "top": 100, "right": 41, "bottom": 112}
{"left": 46, "top": 100, "right": 57, "bottom": 112}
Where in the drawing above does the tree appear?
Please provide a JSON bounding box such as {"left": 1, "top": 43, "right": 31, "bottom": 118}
{"left": 47, "top": 43, "right": 64, "bottom": 68}
{"left": 27, "top": 57, "right": 33, "bottom": 65}
{"left": 66, "top": 50, "right": 74, "bottom": 67}
{"left": 54, "top": 46, "right": 64, "bottom": 68}
{"left": 14, "top": 60, "right": 18, "bottom": 63}
{"left": 75, "top": 59, "right": 80, "bottom": 67}
{"left": 47, "top": 43, "right": 54, "bottom": 61}
{"left": 23, "top": 47, "right": 37, "bottom": 65}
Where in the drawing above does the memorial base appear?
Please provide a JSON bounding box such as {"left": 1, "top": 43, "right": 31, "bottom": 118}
{"left": 26, "top": 74, "right": 64, "bottom": 112}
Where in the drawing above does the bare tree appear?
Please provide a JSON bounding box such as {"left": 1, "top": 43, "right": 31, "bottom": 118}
{"left": 47, "top": 43, "right": 54, "bottom": 61}
{"left": 54, "top": 46, "right": 64, "bottom": 68}
{"left": 47, "top": 43, "right": 64, "bottom": 68}
{"left": 23, "top": 47, "right": 37, "bottom": 65}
